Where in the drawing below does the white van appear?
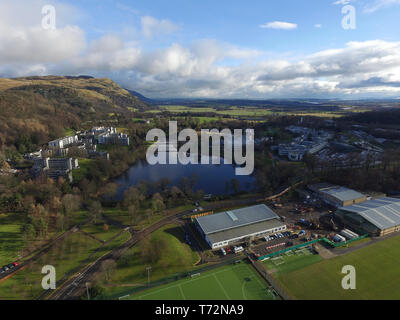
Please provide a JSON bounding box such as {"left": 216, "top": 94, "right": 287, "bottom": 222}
{"left": 233, "top": 246, "right": 244, "bottom": 254}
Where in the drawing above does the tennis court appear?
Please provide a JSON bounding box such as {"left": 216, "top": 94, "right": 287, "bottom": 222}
{"left": 126, "top": 261, "right": 276, "bottom": 300}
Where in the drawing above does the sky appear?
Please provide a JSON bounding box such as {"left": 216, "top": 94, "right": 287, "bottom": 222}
{"left": 0, "top": 0, "right": 400, "bottom": 99}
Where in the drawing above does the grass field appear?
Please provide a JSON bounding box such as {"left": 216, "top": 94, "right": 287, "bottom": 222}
{"left": 155, "top": 105, "right": 351, "bottom": 119}
{"left": 262, "top": 247, "right": 323, "bottom": 277}
{"left": 81, "top": 222, "right": 123, "bottom": 242}
{"left": 72, "top": 158, "right": 94, "bottom": 182}
{"left": 126, "top": 262, "right": 275, "bottom": 300}
{"left": 277, "top": 235, "right": 400, "bottom": 299}
{"left": 0, "top": 232, "right": 102, "bottom": 299}
{"left": 0, "top": 213, "right": 24, "bottom": 266}
{"left": 101, "top": 224, "right": 199, "bottom": 297}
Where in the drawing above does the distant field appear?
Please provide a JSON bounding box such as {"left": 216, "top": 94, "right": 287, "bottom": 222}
{"left": 156, "top": 105, "right": 351, "bottom": 118}
{"left": 276, "top": 235, "right": 400, "bottom": 299}
{"left": 126, "top": 261, "right": 275, "bottom": 300}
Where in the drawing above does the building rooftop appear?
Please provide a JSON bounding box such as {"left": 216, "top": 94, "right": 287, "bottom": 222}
{"left": 323, "top": 186, "right": 365, "bottom": 202}
{"left": 311, "top": 183, "right": 365, "bottom": 202}
{"left": 195, "top": 204, "right": 279, "bottom": 235}
{"left": 206, "top": 219, "right": 285, "bottom": 244}
{"left": 339, "top": 197, "right": 400, "bottom": 230}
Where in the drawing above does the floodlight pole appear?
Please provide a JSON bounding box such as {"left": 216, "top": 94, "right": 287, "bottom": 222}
{"left": 86, "top": 282, "right": 90, "bottom": 300}
{"left": 146, "top": 266, "right": 152, "bottom": 286}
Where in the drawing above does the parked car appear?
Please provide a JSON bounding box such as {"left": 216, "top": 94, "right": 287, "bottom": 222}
{"left": 12, "top": 262, "right": 19, "bottom": 267}
{"left": 7, "top": 263, "right": 14, "bottom": 269}
{"left": 2, "top": 266, "right": 9, "bottom": 272}
{"left": 220, "top": 248, "right": 226, "bottom": 256}
{"left": 233, "top": 246, "right": 244, "bottom": 254}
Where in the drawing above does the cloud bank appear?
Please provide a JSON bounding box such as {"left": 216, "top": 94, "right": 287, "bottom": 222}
{"left": 0, "top": 1, "right": 400, "bottom": 99}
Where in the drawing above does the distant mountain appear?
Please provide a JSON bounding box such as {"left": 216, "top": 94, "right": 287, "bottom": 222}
{"left": 126, "top": 89, "right": 155, "bottom": 104}
{"left": 0, "top": 76, "right": 149, "bottom": 151}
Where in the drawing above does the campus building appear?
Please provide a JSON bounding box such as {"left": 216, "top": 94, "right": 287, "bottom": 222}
{"left": 194, "top": 204, "right": 286, "bottom": 249}
{"left": 335, "top": 197, "right": 400, "bottom": 236}
{"left": 98, "top": 132, "right": 130, "bottom": 146}
{"left": 49, "top": 135, "right": 79, "bottom": 149}
{"left": 309, "top": 183, "right": 367, "bottom": 207}
{"left": 31, "top": 157, "right": 79, "bottom": 182}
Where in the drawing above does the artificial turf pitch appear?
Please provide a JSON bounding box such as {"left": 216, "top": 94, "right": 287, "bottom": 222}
{"left": 127, "top": 262, "right": 275, "bottom": 300}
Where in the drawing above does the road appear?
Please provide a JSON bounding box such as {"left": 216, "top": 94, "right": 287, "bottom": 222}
{"left": 0, "top": 226, "right": 79, "bottom": 282}
{"left": 46, "top": 196, "right": 262, "bottom": 300}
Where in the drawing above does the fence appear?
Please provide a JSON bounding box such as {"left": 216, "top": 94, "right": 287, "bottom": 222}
{"left": 257, "top": 234, "right": 368, "bottom": 261}
{"left": 190, "top": 211, "right": 214, "bottom": 222}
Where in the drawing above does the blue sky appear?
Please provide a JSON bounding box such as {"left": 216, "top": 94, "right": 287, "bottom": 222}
{"left": 0, "top": 0, "right": 400, "bottom": 98}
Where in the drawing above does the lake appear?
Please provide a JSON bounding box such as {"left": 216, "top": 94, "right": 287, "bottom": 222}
{"left": 114, "top": 154, "right": 257, "bottom": 199}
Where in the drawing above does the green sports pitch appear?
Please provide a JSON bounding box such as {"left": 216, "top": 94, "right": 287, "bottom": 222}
{"left": 124, "top": 262, "right": 276, "bottom": 300}
{"left": 274, "top": 235, "right": 400, "bottom": 299}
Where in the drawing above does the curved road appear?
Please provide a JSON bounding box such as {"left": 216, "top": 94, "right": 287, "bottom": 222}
{"left": 46, "top": 197, "right": 262, "bottom": 300}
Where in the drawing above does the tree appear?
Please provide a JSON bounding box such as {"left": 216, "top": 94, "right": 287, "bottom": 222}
{"left": 128, "top": 205, "right": 139, "bottom": 226}
{"left": 123, "top": 187, "right": 144, "bottom": 208}
{"left": 89, "top": 201, "right": 102, "bottom": 224}
{"left": 151, "top": 193, "right": 165, "bottom": 212}
{"left": 100, "top": 259, "right": 117, "bottom": 282}
{"left": 62, "top": 194, "right": 81, "bottom": 215}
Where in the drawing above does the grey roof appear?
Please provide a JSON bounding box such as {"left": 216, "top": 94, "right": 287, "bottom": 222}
{"left": 195, "top": 204, "right": 279, "bottom": 235}
{"left": 207, "top": 219, "right": 285, "bottom": 244}
{"left": 339, "top": 197, "right": 400, "bottom": 230}
{"left": 321, "top": 186, "right": 365, "bottom": 202}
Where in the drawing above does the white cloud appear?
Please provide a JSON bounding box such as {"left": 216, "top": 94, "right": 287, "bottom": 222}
{"left": 332, "top": 0, "right": 353, "bottom": 5}
{"left": 259, "top": 21, "right": 298, "bottom": 30}
{"left": 314, "top": 24, "right": 322, "bottom": 28}
{"left": 363, "top": 0, "right": 400, "bottom": 13}
{"left": 0, "top": 1, "right": 400, "bottom": 99}
{"left": 141, "top": 16, "right": 178, "bottom": 38}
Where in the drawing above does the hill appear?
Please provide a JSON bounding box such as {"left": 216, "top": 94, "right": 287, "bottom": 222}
{"left": 0, "top": 76, "right": 148, "bottom": 153}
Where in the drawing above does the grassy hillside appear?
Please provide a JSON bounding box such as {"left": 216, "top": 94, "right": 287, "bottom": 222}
{"left": 0, "top": 76, "right": 148, "bottom": 153}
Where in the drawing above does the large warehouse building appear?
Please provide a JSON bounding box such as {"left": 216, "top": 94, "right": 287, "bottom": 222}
{"left": 194, "top": 204, "right": 286, "bottom": 249}
{"left": 335, "top": 197, "right": 400, "bottom": 236}
{"left": 309, "top": 183, "right": 367, "bottom": 207}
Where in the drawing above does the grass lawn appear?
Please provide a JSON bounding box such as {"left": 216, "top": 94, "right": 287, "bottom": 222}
{"left": 81, "top": 222, "right": 124, "bottom": 242}
{"left": 72, "top": 158, "right": 94, "bottom": 182}
{"left": 101, "top": 224, "right": 199, "bottom": 297}
{"left": 0, "top": 213, "right": 24, "bottom": 266}
{"left": 0, "top": 232, "right": 102, "bottom": 300}
{"left": 262, "top": 247, "right": 323, "bottom": 277}
{"left": 126, "top": 261, "right": 275, "bottom": 300}
{"left": 277, "top": 235, "right": 400, "bottom": 299}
